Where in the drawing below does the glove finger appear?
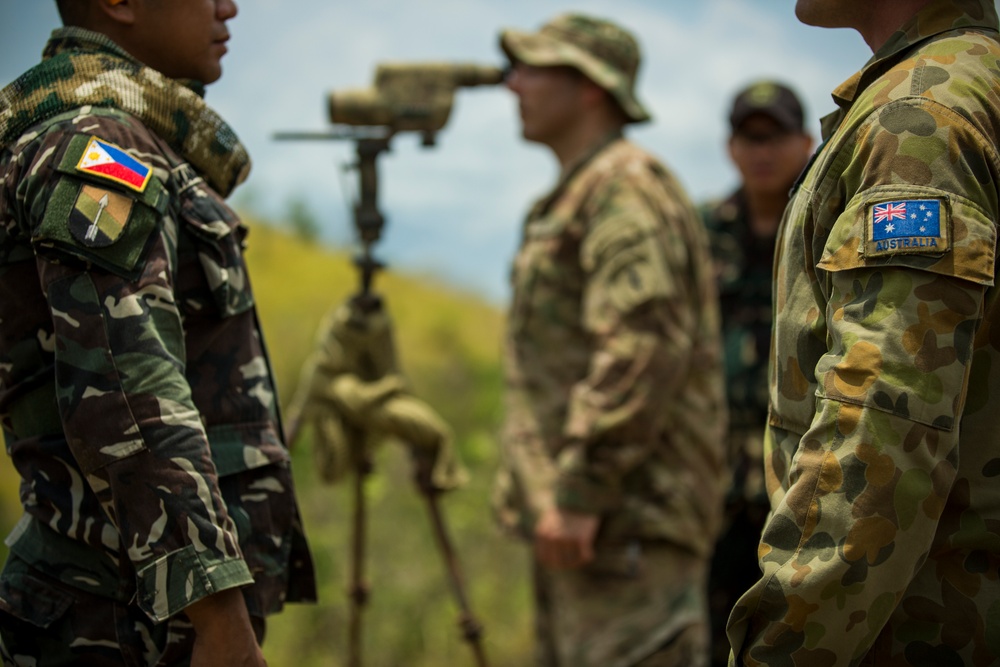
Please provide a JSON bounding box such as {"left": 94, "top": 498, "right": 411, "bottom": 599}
{"left": 312, "top": 413, "right": 351, "bottom": 484}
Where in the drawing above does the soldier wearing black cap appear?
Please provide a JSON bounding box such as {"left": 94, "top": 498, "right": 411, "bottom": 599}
{"left": 728, "top": 81, "right": 805, "bottom": 136}
{"left": 699, "top": 80, "right": 813, "bottom": 667}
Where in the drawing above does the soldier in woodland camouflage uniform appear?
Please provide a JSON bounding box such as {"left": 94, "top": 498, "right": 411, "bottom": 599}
{"left": 493, "top": 13, "right": 727, "bottom": 667}
{"left": 700, "top": 81, "right": 813, "bottom": 667}
{"left": 0, "top": 1, "right": 316, "bottom": 665}
{"left": 727, "top": 0, "right": 1000, "bottom": 665}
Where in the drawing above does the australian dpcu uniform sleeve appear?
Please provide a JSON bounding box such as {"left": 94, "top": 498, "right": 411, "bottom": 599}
{"left": 24, "top": 123, "right": 252, "bottom": 621}
{"left": 555, "top": 176, "right": 696, "bottom": 515}
{"left": 729, "top": 96, "right": 1000, "bottom": 665}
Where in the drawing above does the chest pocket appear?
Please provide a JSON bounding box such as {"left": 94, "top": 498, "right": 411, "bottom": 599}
{"left": 175, "top": 165, "right": 254, "bottom": 317}
{"left": 509, "top": 213, "right": 582, "bottom": 336}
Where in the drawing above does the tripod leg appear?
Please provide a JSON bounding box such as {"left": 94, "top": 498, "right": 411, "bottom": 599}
{"left": 348, "top": 444, "right": 373, "bottom": 667}
{"left": 422, "top": 491, "right": 490, "bottom": 667}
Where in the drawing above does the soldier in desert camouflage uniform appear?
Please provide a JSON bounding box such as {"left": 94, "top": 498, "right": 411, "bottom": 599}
{"left": 726, "top": 0, "right": 1000, "bottom": 665}
{"left": 0, "top": 1, "right": 316, "bottom": 665}
{"left": 493, "top": 13, "right": 727, "bottom": 667}
{"left": 700, "top": 81, "right": 813, "bottom": 667}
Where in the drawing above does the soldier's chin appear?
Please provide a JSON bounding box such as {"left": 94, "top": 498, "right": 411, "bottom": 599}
{"left": 745, "top": 174, "right": 786, "bottom": 194}
{"left": 519, "top": 125, "right": 545, "bottom": 145}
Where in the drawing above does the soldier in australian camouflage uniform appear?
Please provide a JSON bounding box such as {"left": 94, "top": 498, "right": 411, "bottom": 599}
{"left": 727, "top": 0, "right": 1000, "bottom": 665}
{"left": 700, "top": 81, "right": 813, "bottom": 667}
{"left": 0, "top": 1, "right": 316, "bottom": 665}
{"left": 493, "top": 13, "right": 727, "bottom": 667}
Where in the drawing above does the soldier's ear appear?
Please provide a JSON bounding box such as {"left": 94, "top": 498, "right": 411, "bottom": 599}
{"left": 96, "top": 0, "right": 136, "bottom": 26}
{"left": 579, "top": 79, "right": 608, "bottom": 109}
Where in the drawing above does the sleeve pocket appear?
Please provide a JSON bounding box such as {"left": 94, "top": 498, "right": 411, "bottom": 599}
{"left": 817, "top": 186, "right": 995, "bottom": 287}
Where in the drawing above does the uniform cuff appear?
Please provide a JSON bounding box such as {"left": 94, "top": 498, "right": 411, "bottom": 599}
{"left": 555, "top": 471, "right": 622, "bottom": 514}
{"left": 135, "top": 545, "right": 254, "bottom": 622}
{"left": 554, "top": 443, "right": 623, "bottom": 514}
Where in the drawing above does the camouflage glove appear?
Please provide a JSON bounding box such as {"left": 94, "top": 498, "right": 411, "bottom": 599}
{"left": 367, "top": 393, "right": 467, "bottom": 492}
{"left": 285, "top": 296, "right": 466, "bottom": 490}
{"left": 310, "top": 409, "right": 346, "bottom": 483}
{"left": 309, "top": 373, "right": 467, "bottom": 491}
{"left": 285, "top": 297, "right": 403, "bottom": 477}
{"left": 293, "top": 378, "right": 376, "bottom": 485}
{"left": 325, "top": 373, "right": 408, "bottom": 426}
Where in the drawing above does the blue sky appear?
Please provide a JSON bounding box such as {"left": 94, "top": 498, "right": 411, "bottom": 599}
{"left": 1, "top": 1, "right": 872, "bottom": 304}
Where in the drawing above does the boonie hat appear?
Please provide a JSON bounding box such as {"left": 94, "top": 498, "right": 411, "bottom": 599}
{"left": 500, "top": 13, "right": 652, "bottom": 124}
{"left": 729, "top": 80, "right": 805, "bottom": 133}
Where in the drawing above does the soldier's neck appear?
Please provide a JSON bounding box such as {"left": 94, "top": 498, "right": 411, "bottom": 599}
{"left": 853, "top": 0, "right": 933, "bottom": 51}
{"left": 551, "top": 116, "right": 624, "bottom": 176}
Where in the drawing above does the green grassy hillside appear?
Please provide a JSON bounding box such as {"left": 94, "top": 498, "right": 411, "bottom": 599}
{"left": 246, "top": 220, "right": 534, "bottom": 667}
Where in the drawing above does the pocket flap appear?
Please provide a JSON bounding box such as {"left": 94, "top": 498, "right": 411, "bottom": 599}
{"left": 0, "top": 558, "right": 74, "bottom": 629}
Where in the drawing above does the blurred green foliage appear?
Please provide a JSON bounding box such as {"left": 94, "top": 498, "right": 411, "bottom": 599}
{"left": 285, "top": 194, "right": 322, "bottom": 243}
{"left": 0, "top": 219, "right": 534, "bottom": 666}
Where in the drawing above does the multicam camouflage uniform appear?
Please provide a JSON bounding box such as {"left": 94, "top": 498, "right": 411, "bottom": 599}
{"left": 700, "top": 191, "right": 773, "bottom": 667}
{"left": 0, "top": 28, "right": 315, "bottom": 665}
{"left": 496, "top": 15, "right": 727, "bottom": 667}
{"left": 727, "top": 2, "right": 1000, "bottom": 665}
{"left": 496, "top": 129, "right": 728, "bottom": 667}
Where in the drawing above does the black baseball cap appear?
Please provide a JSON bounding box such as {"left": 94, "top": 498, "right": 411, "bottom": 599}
{"left": 729, "top": 81, "right": 805, "bottom": 133}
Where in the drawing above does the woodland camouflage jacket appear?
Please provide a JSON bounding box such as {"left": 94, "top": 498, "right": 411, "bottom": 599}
{"left": 702, "top": 190, "right": 775, "bottom": 437}
{"left": 0, "top": 29, "right": 315, "bottom": 624}
{"left": 728, "top": 2, "right": 1000, "bottom": 665}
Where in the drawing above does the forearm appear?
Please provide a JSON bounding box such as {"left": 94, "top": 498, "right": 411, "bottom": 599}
{"left": 187, "top": 588, "right": 267, "bottom": 667}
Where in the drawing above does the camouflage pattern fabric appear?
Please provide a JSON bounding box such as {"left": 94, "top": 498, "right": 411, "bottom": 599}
{"left": 702, "top": 191, "right": 775, "bottom": 452}
{"left": 495, "top": 133, "right": 727, "bottom": 666}
{"left": 500, "top": 13, "right": 651, "bottom": 124}
{"left": 0, "top": 27, "right": 316, "bottom": 660}
{"left": 727, "top": 2, "right": 1000, "bottom": 665}
{"left": 0, "top": 465, "right": 277, "bottom": 666}
{"left": 533, "top": 542, "right": 709, "bottom": 667}
{"left": 700, "top": 191, "right": 773, "bottom": 667}
{"left": 0, "top": 553, "right": 204, "bottom": 667}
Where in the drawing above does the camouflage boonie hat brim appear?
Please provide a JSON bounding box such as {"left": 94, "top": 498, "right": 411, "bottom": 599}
{"left": 500, "top": 14, "right": 652, "bottom": 124}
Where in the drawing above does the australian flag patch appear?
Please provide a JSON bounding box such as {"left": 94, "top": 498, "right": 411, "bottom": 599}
{"left": 866, "top": 199, "right": 949, "bottom": 258}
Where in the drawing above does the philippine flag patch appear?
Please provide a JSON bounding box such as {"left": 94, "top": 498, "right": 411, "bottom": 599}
{"left": 76, "top": 137, "right": 152, "bottom": 192}
{"left": 866, "top": 199, "right": 949, "bottom": 258}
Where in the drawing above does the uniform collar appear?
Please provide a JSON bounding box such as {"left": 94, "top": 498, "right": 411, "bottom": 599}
{"left": 43, "top": 27, "right": 208, "bottom": 97}
{"left": 819, "top": 0, "right": 999, "bottom": 140}
{"left": 530, "top": 130, "right": 624, "bottom": 219}
{"left": 0, "top": 26, "right": 249, "bottom": 196}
